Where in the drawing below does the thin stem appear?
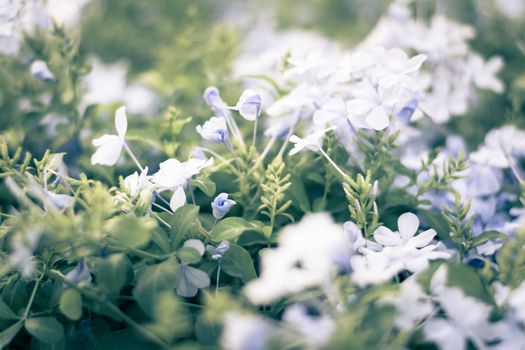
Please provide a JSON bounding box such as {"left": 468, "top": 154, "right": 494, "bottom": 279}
{"left": 215, "top": 263, "right": 221, "bottom": 296}
{"left": 152, "top": 202, "right": 173, "bottom": 215}
{"left": 225, "top": 142, "right": 241, "bottom": 173}
{"left": 253, "top": 136, "right": 277, "bottom": 170}
{"left": 23, "top": 265, "right": 46, "bottom": 319}
{"left": 252, "top": 118, "right": 258, "bottom": 148}
{"left": 276, "top": 109, "right": 301, "bottom": 159}
{"left": 123, "top": 142, "right": 144, "bottom": 171}
{"left": 319, "top": 148, "right": 348, "bottom": 179}
{"left": 188, "top": 182, "right": 196, "bottom": 205}
{"left": 154, "top": 191, "right": 172, "bottom": 208}
{"left": 196, "top": 147, "right": 236, "bottom": 172}
{"left": 150, "top": 211, "right": 171, "bottom": 229}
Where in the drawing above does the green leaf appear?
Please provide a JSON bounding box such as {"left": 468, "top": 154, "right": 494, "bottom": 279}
{"left": 288, "top": 176, "right": 310, "bottom": 212}
{"left": 0, "top": 299, "right": 19, "bottom": 321}
{"left": 96, "top": 254, "right": 132, "bottom": 295}
{"left": 25, "top": 317, "right": 64, "bottom": 344}
{"left": 169, "top": 205, "right": 200, "bottom": 248}
{"left": 59, "top": 289, "right": 83, "bottom": 321}
{"left": 192, "top": 177, "right": 216, "bottom": 197}
{"left": 106, "top": 216, "right": 155, "bottom": 249}
{"left": 211, "top": 217, "right": 261, "bottom": 242}
{"left": 0, "top": 320, "right": 23, "bottom": 348}
{"left": 133, "top": 259, "right": 179, "bottom": 317}
{"left": 418, "top": 209, "right": 450, "bottom": 241}
{"left": 446, "top": 262, "right": 493, "bottom": 304}
{"left": 470, "top": 230, "right": 508, "bottom": 248}
{"left": 221, "top": 244, "right": 257, "bottom": 283}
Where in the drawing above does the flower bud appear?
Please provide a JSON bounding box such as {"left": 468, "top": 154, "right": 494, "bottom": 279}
{"left": 235, "top": 89, "right": 262, "bottom": 121}
{"left": 30, "top": 60, "right": 55, "bottom": 81}
{"left": 211, "top": 192, "right": 236, "bottom": 219}
{"left": 196, "top": 116, "right": 229, "bottom": 143}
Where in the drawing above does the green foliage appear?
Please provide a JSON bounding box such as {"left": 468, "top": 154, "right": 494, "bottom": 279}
{"left": 343, "top": 171, "right": 380, "bottom": 238}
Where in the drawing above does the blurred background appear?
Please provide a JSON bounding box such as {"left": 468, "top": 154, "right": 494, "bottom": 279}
{"left": 1, "top": 0, "right": 524, "bottom": 177}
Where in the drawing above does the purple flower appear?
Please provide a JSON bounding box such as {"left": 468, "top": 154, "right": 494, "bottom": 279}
{"left": 212, "top": 193, "right": 236, "bottom": 219}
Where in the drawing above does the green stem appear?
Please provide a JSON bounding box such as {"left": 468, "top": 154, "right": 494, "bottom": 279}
{"left": 23, "top": 266, "right": 47, "bottom": 319}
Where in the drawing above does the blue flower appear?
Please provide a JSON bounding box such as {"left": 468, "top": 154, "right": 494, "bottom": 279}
{"left": 206, "top": 240, "right": 230, "bottom": 260}
{"left": 235, "top": 89, "right": 262, "bottom": 121}
{"left": 30, "top": 60, "right": 55, "bottom": 81}
{"left": 203, "top": 87, "right": 229, "bottom": 118}
{"left": 196, "top": 116, "right": 229, "bottom": 143}
{"left": 396, "top": 98, "right": 418, "bottom": 123}
{"left": 65, "top": 258, "right": 92, "bottom": 284}
{"left": 212, "top": 193, "right": 236, "bottom": 219}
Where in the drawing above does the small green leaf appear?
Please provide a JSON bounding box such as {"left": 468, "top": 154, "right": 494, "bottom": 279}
{"left": 106, "top": 216, "right": 155, "bottom": 249}
{"left": 418, "top": 209, "right": 450, "bottom": 241}
{"left": 0, "top": 300, "right": 19, "bottom": 321}
{"left": 59, "top": 289, "right": 83, "bottom": 321}
{"left": 221, "top": 244, "right": 257, "bottom": 283}
{"left": 169, "top": 205, "right": 200, "bottom": 248}
{"left": 192, "top": 177, "right": 216, "bottom": 197}
{"left": 25, "top": 317, "right": 64, "bottom": 344}
{"left": 211, "top": 217, "right": 261, "bottom": 242}
{"left": 0, "top": 320, "right": 23, "bottom": 348}
{"left": 470, "top": 230, "right": 508, "bottom": 248}
{"left": 96, "top": 254, "right": 132, "bottom": 295}
{"left": 133, "top": 259, "right": 179, "bottom": 317}
{"left": 177, "top": 247, "right": 203, "bottom": 264}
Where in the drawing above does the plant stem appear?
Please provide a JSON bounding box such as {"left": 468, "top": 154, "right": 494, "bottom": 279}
{"left": 252, "top": 118, "right": 258, "bottom": 148}
{"left": 23, "top": 266, "right": 46, "bottom": 319}
{"left": 215, "top": 263, "right": 221, "bottom": 296}
{"left": 319, "top": 148, "right": 348, "bottom": 179}
{"left": 123, "top": 142, "right": 144, "bottom": 171}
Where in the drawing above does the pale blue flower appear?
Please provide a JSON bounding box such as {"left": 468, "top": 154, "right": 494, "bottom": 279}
{"left": 65, "top": 258, "right": 92, "bottom": 284}
{"left": 196, "top": 116, "right": 229, "bottom": 143}
{"left": 30, "top": 60, "right": 55, "bottom": 81}
{"left": 203, "top": 87, "right": 229, "bottom": 118}
{"left": 206, "top": 240, "right": 230, "bottom": 260}
{"left": 235, "top": 89, "right": 262, "bottom": 121}
{"left": 396, "top": 98, "right": 418, "bottom": 123}
{"left": 212, "top": 193, "right": 236, "bottom": 219}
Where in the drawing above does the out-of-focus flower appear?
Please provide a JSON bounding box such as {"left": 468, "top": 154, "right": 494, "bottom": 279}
{"left": 424, "top": 287, "right": 497, "bottom": 350}
{"left": 221, "top": 313, "right": 276, "bottom": 350}
{"left": 350, "top": 251, "right": 404, "bottom": 287}
{"left": 211, "top": 193, "right": 236, "bottom": 219}
{"left": 9, "top": 241, "right": 35, "bottom": 277}
{"left": 196, "top": 116, "right": 229, "bottom": 143}
{"left": 175, "top": 240, "right": 209, "bottom": 297}
{"left": 30, "top": 60, "right": 55, "bottom": 81}
{"left": 467, "top": 54, "right": 504, "bottom": 93}
{"left": 283, "top": 304, "right": 335, "bottom": 347}
{"left": 45, "top": 190, "right": 75, "bottom": 211}
{"left": 91, "top": 106, "right": 127, "bottom": 166}
{"left": 289, "top": 127, "right": 335, "bottom": 156}
{"left": 206, "top": 240, "right": 230, "bottom": 260}
{"left": 204, "top": 87, "right": 230, "bottom": 118}
{"left": 347, "top": 81, "right": 397, "bottom": 130}
{"left": 65, "top": 258, "right": 92, "bottom": 284}
{"left": 244, "top": 213, "right": 349, "bottom": 304}
{"left": 234, "top": 89, "right": 262, "bottom": 121}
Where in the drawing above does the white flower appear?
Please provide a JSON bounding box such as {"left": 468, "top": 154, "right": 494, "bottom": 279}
{"left": 381, "top": 277, "right": 433, "bottom": 330}
{"left": 45, "top": 190, "right": 75, "bottom": 212}
{"left": 234, "top": 89, "right": 262, "bottom": 121}
{"left": 467, "top": 54, "right": 504, "bottom": 93}
{"left": 91, "top": 106, "right": 128, "bottom": 166}
{"left": 424, "top": 287, "right": 497, "bottom": 350}
{"left": 372, "top": 212, "right": 451, "bottom": 273}
{"left": 350, "top": 251, "right": 404, "bottom": 287}
{"left": 9, "top": 241, "right": 34, "bottom": 277}
{"left": 508, "top": 280, "right": 525, "bottom": 324}
{"left": 283, "top": 304, "right": 334, "bottom": 347}
{"left": 313, "top": 97, "right": 349, "bottom": 126}
{"left": 196, "top": 116, "right": 229, "bottom": 143}
{"left": 152, "top": 157, "right": 213, "bottom": 212}
{"left": 244, "top": 213, "right": 349, "bottom": 304}
{"left": 30, "top": 60, "right": 55, "bottom": 81}
{"left": 347, "top": 81, "right": 398, "bottom": 130}
{"left": 221, "top": 313, "right": 276, "bottom": 350}
{"left": 288, "top": 127, "right": 335, "bottom": 156}
{"left": 470, "top": 125, "right": 525, "bottom": 169}
{"left": 369, "top": 48, "right": 426, "bottom": 90}
{"left": 175, "top": 265, "right": 210, "bottom": 298}
{"left": 123, "top": 167, "right": 154, "bottom": 206}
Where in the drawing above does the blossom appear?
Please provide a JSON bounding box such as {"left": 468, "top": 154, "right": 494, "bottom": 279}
{"left": 347, "top": 81, "right": 398, "bottom": 130}
{"left": 206, "top": 240, "right": 230, "bottom": 260}
{"left": 288, "top": 127, "right": 335, "bottom": 156}
{"left": 45, "top": 190, "right": 75, "bottom": 212}
{"left": 244, "top": 213, "right": 349, "bottom": 304}
{"left": 123, "top": 167, "right": 154, "bottom": 199}
{"left": 30, "top": 60, "right": 55, "bottom": 81}
{"left": 350, "top": 251, "right": 404, "bottom": 287}
{"left": 283, "top": 304, "right": 334, "bottom": 347}
{"left": 211, "top": 193, "right": 236, "bottom": 219}
{"left": 467, "top": 53, "right": 504, "bottom": 93}
{"left": 9, "top": 241, "right": 35, "bottom": 277}
{"left": 372, "top": 212, "right": 451, "bottom": 272}
{"left": 65, "top": 258, "right": 92, "bottom": 284}
{"left": 203, "top": 87, "right": 230, "bottom": 118}
{"left": 234, "top": 89, "right": 262, "bottom": 121}
{"left": 196, "top": 116, "right": 229, "bottom": 143}
{"left": 91, "top": 106, "right": 128, "bottom": 166}
{"left": 424, "top": 287, "right": 497, "bottom": 350}
{"left": 175, "top": 239, "right": 210, "bottom": 297}
{"left": 152, "top": 157, "right": 213, "bottom": 212}
{"left": 221, "top": 313, "right": 276, "bottom": 350}
{"left": 369, "top": 48, "right": 426, "bottom": 90}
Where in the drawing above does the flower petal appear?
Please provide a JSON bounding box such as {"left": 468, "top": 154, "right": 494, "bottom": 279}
{"left": 407, "top": 229, "right": 437, "bottom": 249}
{"left": 373, "top": 226, "right": 402, "bottom": 247}
{"left": 398, "top": 212, "right": 419, "bottom": 243}
{"left": 366, "top": 105, "right": 390, "bottom": 130}
{"left": 170, "top": 186, "right": 186, "bottom": 212}
{"left": 115, "top": 106, "right": 128, "bottom": 138}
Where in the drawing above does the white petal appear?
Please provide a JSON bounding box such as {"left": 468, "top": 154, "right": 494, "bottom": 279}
{"left": 347, "top": 99, "right": 375, "bottom": 115}
{"left": 185, "top": 266, "right": 211, "bottom": 289}
{"left": 398, "top": 212, "right": 419, "bottom": 242}
{"left": 407, "top": 229, "right": 436, "bottom": 249}
{"left": 403, "top": 54, "right": 427, "bottom": 74}
{"left": 366, "top": 106, "right": 390, "bottom": 130}
{"left": 91, "top": 140, "right": 123, "bottom": 166}
{"left": 373, "top": 226, "right": 402, "bottom": 246}
{"left": 170, "top": 187, "right": 186, "bottom": 212}
{"left": 184, "top": 239, "right": 205, "bottom": 256}
{"left": 115, "top": 106, "right": 128, "bottom": 138}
